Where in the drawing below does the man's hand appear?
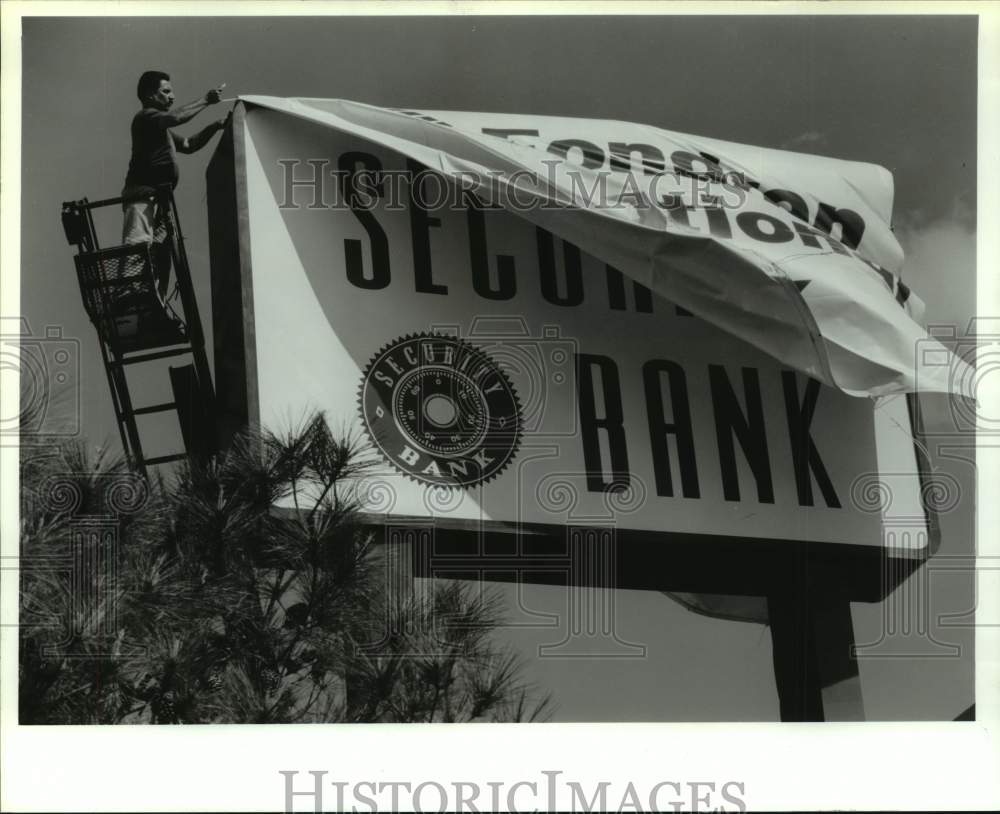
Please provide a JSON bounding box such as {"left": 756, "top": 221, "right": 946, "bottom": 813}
{"left": 154, "top": 85, "right": 227, "bottom": 129}
{"left": 205, "top": 84, "right": 226, "bottom": 104}
{"left": 174, "top": 113, "right": 230, "bottom": 154}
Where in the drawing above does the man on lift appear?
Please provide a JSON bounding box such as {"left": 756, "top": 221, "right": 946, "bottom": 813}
{"left": 121, "top": 70, "right": 229, "bottom": 296}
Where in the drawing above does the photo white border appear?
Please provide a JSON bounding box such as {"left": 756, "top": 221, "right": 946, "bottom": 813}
{"left": 2, "top": 2, "right": 998, "bottom": 811}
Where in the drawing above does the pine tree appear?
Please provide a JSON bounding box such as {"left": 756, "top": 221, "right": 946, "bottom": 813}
{"left": 19, "top": 412, "right": 552, "bottom": 724}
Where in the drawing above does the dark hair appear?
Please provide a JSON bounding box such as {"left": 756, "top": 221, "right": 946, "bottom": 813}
{"left": 137, "top": 70, "right": 170, "bottom": 102}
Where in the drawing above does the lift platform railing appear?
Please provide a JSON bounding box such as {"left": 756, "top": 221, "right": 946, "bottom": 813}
{"left": 61, "top": 185, "right": 217, "bottom": 476}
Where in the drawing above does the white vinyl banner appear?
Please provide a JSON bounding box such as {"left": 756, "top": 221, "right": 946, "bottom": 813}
{"left": 240, "top": 96, "right": 971, "bottom": 399}
{"left": 228, "top": 100, "right": 933, "bottom": 550}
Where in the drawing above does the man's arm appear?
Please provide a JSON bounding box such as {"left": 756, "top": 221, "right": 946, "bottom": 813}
{"left": 172, "top": 115, "right": 229, "bottom": 154}
{"left": 149, "top": 86, "right": 225, "bottom": 129}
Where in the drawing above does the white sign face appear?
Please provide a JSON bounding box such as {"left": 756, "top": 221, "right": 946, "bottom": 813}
{"left": 221, "top": 103, "right": 931, "bottom": 550}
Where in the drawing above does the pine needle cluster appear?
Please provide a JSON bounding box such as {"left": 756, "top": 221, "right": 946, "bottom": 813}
{"left": 19, "top": 413, "right": 553, "bottom": 724}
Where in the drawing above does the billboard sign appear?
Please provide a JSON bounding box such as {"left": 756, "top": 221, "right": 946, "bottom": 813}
{"left": 207, "top": 100, "right": 935, "bottom": 555}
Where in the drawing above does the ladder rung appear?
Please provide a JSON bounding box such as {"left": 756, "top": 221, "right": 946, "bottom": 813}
{"left": 133, "top": 401, "right": 177, "bottom": 416}
{"left": 116, "top": 346, "right": 191, "bottom": 365}
{"left": 143, "top": 453, "right": 188, "bottom": 466}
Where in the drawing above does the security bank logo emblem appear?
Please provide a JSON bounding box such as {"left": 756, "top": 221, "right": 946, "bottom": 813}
{"left": 360, "top": 334, "right": 522, "bottom": 487}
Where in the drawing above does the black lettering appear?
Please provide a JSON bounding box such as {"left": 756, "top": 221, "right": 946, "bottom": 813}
{"left": 467, "top": 195, "right": 516, "bottom": 300}
{"left": 709, "top": 366, "right": 774, "bottom": 503}
{"left": 339, "top": 151, "right": 390, "bottom": 290}
{"left": 661, "top": 195, "right": 697, "bottom": 230}
{"left": 406, "top": 160, "right": 446, "bottom": 295}
{"left": 609, "top": 142, "right": 666, "bottom": 175}
{"left": 736, "top": 211, "right": 795, "bottom": 243}
{"left": 605, "top": 266, "right": 654, "bottom": 313}
{"left": 781, "top": 372, "right": 841, "bottom": 508}
{"left": 896, "top": 279, "right": 911, "bottom": 306}
{"left": 606, "top": 265, "right": 627, "bottom": 310}
{"left": 537, "top": 228, "right": 584, "bottom": 306}
{"left": 671, "top": 150, "right": 725, "bottom": 181}
{"left": 548, "top": 139, "right": 605, "bottom": 169}
{"left": 794, "top": 220, "right": 850, "bottom": 255}
{"left": 814, "top": 202, "right": 865, "bottom": 249}
{"left": 643, "top": 360, "right": 700, "bottom": 498}
{"left": 577, "top": 354, "right": 630, "bottom": 492}
{"left": 764, "top": 188, "right": 809, "bottom": 221}
{"left": 726, "top": 171, "right": 762, "bottom": 192}
{"left": 704, "top": 205, "right": 732, "bottom": 239}
{"left": 398, "top": 110, "right": 452, "bottom": 127}
{"left": 482, "top": 128, "right": 540, "bottom": 140}
{"left": 634, "top": 282, "right": 653, "bottom": 313}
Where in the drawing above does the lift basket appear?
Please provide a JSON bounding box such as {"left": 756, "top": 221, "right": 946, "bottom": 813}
{"left": 73, "top": 244, "right": 186, "bottom": 350}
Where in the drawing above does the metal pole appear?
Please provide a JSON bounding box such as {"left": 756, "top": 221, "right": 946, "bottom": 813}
{"left": 768, "top": 578, "right": 864, "bottom": 722}
{"left": 813, "top": 598, "right": 865, "bottom": 721}
{"left": 768, "top": 587, "right": 824, "bottom": 721}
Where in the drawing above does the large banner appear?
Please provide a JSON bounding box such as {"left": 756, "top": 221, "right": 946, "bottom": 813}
{"left": 238, "top": 96, "right": 972, "bottom": 399}
{"left": 208, "top": 100, "right": 934, "bottom": 551}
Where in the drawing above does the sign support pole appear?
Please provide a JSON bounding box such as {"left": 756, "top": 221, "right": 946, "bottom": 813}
{"left": 768, "top": 571, "right": 865, "bottom": 721}
{"left": 813, "top": 598, "right": 866, "bottom": 721}
{"left": 768, "top": 588, "right": 823, "bottom": 721}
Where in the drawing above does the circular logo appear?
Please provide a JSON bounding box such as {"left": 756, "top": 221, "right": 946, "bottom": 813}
{"left": 359, "top": 334, "right": 522, "bottom": 488}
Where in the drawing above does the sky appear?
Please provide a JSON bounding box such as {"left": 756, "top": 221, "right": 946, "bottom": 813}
{"left": 16, "top": 13, "right": 979, "bottom": 723}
